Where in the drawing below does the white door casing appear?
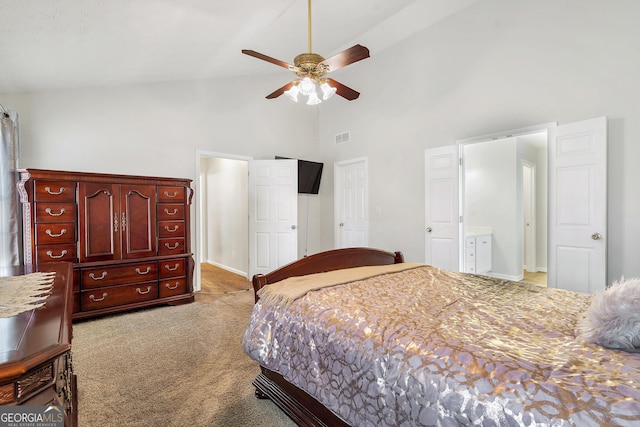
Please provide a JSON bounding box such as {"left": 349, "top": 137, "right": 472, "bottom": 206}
{"left": 424, "top": 145, "right": 459, "bottom": 271}
{"left": 548, "top": 116, "right": 607, "bottom": 293}
{"left": 248, "top": 159, "right": 298, "bottom": 279}
{"left": 523, "top": 161, "right": 537, "bottom": 273}
{"left": 334, "top": 158, "right": 369, "bottom": 248}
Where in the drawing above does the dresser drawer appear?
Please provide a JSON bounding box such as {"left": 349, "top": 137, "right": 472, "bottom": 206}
{"left": 159, "top": 258, "right": 186, "bottom": 278}
{"left": 158, "top": 221, "right": 185, "bottom": 238}
{"left": 35, "top": 244, "right": 77, "bottom": 263}
{"left": 81, "top": 282, "right": 158, "bottom": 311}
{"left": 157, "top": 204, "right": 185, "bottom": 220}
{"left": 34, "top": 202, "right": 76, "bottom": 223}
{"left": 159, "top": 277, "right": 187, "bottom": 298}
{"left": 35, "top": 223, "right": 76, "bottom": 245}
{"left": 158, "top": 186, "right": 186, "bottom": 203}
{"left": 34, "top": 180, "right": 76, "bottom": 202}
{"left": 158, "top": 238, "right": 185, "bottom": 255}
{"left": 82, "top": 261, "right": 158, "bottom": 289}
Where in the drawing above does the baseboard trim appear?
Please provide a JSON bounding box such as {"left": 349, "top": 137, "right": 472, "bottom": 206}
{"left": 486, "top": 272, "right": 524, "bottom": 282}
{"left": 204, "top": 260, "right": 247, "bottom": 278}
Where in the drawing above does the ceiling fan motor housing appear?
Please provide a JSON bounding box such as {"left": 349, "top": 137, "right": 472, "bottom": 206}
{"left": 294, "top": 53, "right": 328, "bottom": 77}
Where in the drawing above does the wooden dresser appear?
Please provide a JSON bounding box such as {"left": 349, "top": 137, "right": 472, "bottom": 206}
{"left": 0, "top": 262, "right": 77, "bottom": 426}
{"left": 17, "top": 169, "right": 195, "bottom": 320}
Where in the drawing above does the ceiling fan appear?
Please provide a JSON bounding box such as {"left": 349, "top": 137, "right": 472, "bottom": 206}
{"left": 242, "top": 0, "right": 370, "bottom": 105}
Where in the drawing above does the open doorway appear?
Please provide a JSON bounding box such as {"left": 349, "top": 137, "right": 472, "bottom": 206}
{"left": 460, "top": 128, "right": 548, "bottom": 285}
{"left": 194, "top": 151, "right": 250, "bottom": 292}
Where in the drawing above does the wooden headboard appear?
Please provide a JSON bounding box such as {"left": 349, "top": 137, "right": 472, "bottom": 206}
{"left": 251, "top": 247, "right": 404, "bottom": 303}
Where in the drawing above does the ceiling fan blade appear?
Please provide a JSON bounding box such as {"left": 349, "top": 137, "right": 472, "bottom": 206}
{"left": 319, "top": 44, "right": 370, "bottom": 72}
{"left": 242, "top": 50, "right": 296, "bottom": 71}
{"left": 326, "top": 78, "right": 360, "bottom": 101}
{"left": 266, "top": 81, "right": 295, "bottom": 99}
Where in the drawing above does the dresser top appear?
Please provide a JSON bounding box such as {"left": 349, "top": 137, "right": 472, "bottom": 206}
{"left": 0, "top": 262, "right": 73, "bottom": 380}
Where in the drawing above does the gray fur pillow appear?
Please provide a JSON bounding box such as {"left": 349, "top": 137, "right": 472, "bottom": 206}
{"left": 576, "top": 277, "right": 640, "bottom": 352}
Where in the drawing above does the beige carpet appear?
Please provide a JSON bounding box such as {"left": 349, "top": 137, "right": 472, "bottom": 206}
{"left": 72, "top": 268, "right": 295, "bottom": 427}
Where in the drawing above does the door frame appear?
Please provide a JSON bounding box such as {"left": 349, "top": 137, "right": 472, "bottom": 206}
{"left": 334, "top": 157, "right": 369, "bottom": 248}
{"left": 194, "top": 150, "right": 251, "bottom": 292}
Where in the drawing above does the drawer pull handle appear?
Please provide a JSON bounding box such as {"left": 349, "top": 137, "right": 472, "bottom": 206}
{"left": 135, "top": 267, "right": 152, "bottom": 275}
{"left": 46, "top": 249, "right": 68, "bottom": 259}
{"left": 136, "top": 286, "right": 152, "bottom": 295}
{"left": 164, "top": 191, "right": 179, "bottom": 198}
{"left": 89, "top": 271, "right": 108, "bottom": 280}
{"left": 44, "top": 186, "right": 65, "bottom": 195}
{"left": 46, "top": 228, "right": 67, "bottom": 238}
{"left": 165, "top": 282, "right": 180, "bottom": 290}
{"left": 165, "top": 242, "right": 179, "bottom": 250}
{"left": 45, "top": 207, "right": 66, "bottom": 216}
{"left": 89, "top": 293, "right": 108, "bottom": 302}
{"left": 164, "top": 263, "right": 179, "bottom": 271}
{"left": 164, "top": 225, "right": 179, "bottom": 233}
{"left": 164, "top": 208, "right": 178, "bottom": 216}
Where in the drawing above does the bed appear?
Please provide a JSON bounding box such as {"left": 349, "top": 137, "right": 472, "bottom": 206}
{"left": 242, "top": 247, "right": 640, "bottom": 426}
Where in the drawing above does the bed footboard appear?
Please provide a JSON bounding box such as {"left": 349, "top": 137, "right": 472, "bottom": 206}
{"left": 254, "top": 367, "right": 350, "bottom": 427}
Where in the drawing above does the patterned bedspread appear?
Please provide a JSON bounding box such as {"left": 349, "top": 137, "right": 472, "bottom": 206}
{"left": 242, "top": 265, "right": 640, "bottom": 426}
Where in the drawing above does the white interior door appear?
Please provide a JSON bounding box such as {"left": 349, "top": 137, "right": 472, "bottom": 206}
{"left": 548, "top": 116, "right": 607, "bottom": 293}
{"left": 334, "top": 158, "right": 368, "bottom": 248}
{"left": 424, "top": 145, "right": 459, "bottom": 270}
{"left": 248, "top": 159, "right": 298, "bottom": 279}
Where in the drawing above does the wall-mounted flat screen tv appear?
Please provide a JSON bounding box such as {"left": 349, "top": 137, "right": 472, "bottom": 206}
{"left": 276, "top": 156, "right": 324, "bottom": 194}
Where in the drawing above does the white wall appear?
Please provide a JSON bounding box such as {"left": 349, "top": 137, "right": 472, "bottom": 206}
{"left": 202, "top": 157, "right": 248, "bottom": 275}
{"left": 8, "top": 75, "right": 317, "bottom": 177}
{"left": 5, "top": 0, "right": 640, "bottom": 285}
{"left": 318, "top": 0, "right": 640, "bottom": 284}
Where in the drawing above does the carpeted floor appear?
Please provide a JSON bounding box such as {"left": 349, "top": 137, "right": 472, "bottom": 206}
{"left": 72, "top": 264, "right": 295, "bottom": 427}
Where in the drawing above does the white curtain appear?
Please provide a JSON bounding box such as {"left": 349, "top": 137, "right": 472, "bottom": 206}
{"left": 0, "top": 108, "right": 20, "bottom": 267}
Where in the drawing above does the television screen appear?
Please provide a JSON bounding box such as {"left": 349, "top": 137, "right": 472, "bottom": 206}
{"left": 276, "top": 156, "right": 323, "bottom": 194}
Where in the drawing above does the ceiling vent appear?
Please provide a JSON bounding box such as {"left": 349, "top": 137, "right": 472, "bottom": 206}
{"left": 335, "top": 131, "right": 351, "bottom": 145}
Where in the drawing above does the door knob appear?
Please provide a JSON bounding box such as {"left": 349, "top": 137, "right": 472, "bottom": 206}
{"left": 591, "top": 233, "right": 602, "bottom": 240}
{"left": 426, "top": 227, "right": 432, "bottom": 233}
{"left": 339, "top": 223, "right": 344, "bottom": 227}
{"left": 291, "top": 225, "right": 297, "bottom": 230}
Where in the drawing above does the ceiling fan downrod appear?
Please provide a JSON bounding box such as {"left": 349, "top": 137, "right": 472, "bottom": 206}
{"left": 308, "top": 0, "right": 312, "bottom": 53}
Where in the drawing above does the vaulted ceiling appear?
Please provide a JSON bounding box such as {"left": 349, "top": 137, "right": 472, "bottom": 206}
{"left": 0, "top": 0, "right": 477, "bottom": 93}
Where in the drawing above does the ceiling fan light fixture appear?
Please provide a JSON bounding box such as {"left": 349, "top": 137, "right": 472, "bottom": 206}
{"left": 299, "top": 76, "right": 316, "bottom": 96}
{"left": 320, "top": 81, "right": 337, "bottom": 100}
{"left": 284, "top": 83, "right": 300, "bottom": 102}
{"left": 306, "top": 91, "right": 321, "bottom": 105}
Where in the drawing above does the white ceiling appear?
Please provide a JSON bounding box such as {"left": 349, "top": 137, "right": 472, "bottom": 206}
{"left": 0, "top": 0, "right": 478, "bottom": 94}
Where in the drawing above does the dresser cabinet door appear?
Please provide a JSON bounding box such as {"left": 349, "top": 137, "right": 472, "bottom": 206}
{"left": 121, "top": 184, "right": 157, "bottom": 259}
{"left": 78, "top": 183, "right": 157, "bottom": 262}
{"left": 78, "top": 182, "right": 120, "bottom": 262}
